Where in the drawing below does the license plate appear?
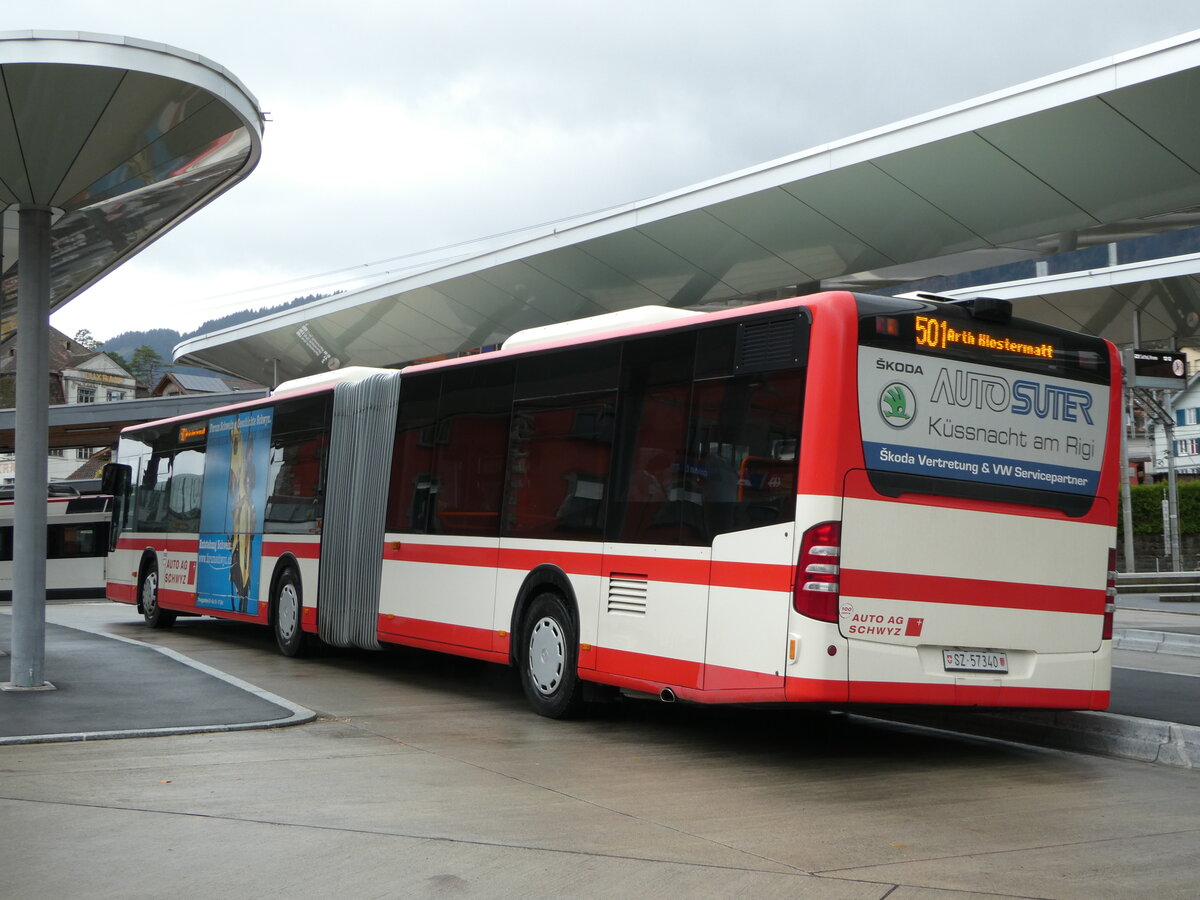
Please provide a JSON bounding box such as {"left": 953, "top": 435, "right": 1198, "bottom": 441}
{"left": 943, "top": 649, "right": 1008, "bottom": 673}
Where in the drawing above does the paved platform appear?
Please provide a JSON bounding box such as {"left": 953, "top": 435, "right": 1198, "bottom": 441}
{"left": 0, "top": 598, "right": 1197, "bottom": 767}
{"left": 0, "top": 609, "right": 313, "bottom": 744}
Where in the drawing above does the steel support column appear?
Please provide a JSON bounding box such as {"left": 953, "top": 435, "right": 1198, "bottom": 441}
{"left": 5, "top": 206, "right": 54, "bottom": 690}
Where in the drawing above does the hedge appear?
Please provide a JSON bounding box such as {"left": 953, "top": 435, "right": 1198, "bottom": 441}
{"left": 1121, "top": 480, "right": 1200, "bottom": 535}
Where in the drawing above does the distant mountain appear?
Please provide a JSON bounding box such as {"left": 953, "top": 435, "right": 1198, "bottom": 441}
{"left": 101, "top": 293, "right": 332, "bottom": 374}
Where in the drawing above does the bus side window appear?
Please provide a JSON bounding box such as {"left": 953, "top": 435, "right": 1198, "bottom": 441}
{"left": 607, "top": 331, "right": 695, "bottom": 546}
{"left": 167, "top": 450, "right": 205, "bottom": 533}
{"left": 266, "top": 432, "right": 326, "bottom": 533}
{"left": 429, "top": 362, "right": 514, "bottom": 537}
{"left": 264, "top": 394, "right": 332, "bottom": 534}
{"left": 612, "top": 384, "right": 692, "bottom": 544}
{"left": 503, "top": 395, "right": 616, "bottom": 539}
{"left": 387, "top": 373, "right": 439, "bottom": 533}
{"left": 46, "top": 524, "right": 103, "bottom": 558}
{"left": 136, "top": 453, "right": 171, "bottom": 533}
{"left": 686, "top": 370, "right": 805, "bottom": 540}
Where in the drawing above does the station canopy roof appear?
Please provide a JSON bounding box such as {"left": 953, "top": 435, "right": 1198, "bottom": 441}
{"left": 177, "top": 30, "right": 1200, "bottom": 383}
{"left": 0, "top": 30, "right": 264, "bottom": 335}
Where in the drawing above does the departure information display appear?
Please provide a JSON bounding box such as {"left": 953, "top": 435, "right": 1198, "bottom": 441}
{"left": 913, "top": 314, "right": 1055, "bottom": 360}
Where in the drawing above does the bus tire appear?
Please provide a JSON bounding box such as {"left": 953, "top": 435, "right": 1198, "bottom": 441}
{"left": 519, "top": 592, "right": 584, "bottom": 719}
{"left": 272, "top": 566, "right": 307, "bottom": 658}
{"left": 140, "top": 559, "right": 176, "bottom": 629}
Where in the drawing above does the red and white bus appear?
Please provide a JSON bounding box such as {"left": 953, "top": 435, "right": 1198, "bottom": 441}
{"left": 2, "top": 487, "right": 112, "bottom": 601}
{"left": 104, "top": 291, "right": 1119, "bottom": 716}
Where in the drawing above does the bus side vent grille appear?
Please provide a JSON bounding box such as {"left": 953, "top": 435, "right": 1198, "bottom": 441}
{"left": 608, "top": 573, "right": 648, "bottom": 616}
{"left": 735, "top": 316, "right": 806, "bottom": 373}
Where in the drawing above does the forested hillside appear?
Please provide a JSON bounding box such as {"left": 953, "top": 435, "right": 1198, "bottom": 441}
{"left": 101, "top": 293, "right": 329, "bottom": 362}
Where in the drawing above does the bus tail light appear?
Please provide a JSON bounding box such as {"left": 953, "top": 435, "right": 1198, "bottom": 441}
{"left": 794, "top": 521, "right": 841, "bottom": 622}
{"left": 1103, "top": 547, "right": 1117, "bottom": 641}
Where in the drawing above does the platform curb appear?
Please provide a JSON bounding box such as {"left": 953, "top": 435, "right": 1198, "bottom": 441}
{"left": 865, "top": 707, "right": 1200, "bottom": 769}
{"left": 1113, "top": 628, "right": 1200, "bottom": 657}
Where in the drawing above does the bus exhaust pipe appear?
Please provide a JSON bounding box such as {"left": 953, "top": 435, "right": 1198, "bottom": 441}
{"left": 659, "top": 688, "right": 676, "bottom": 703}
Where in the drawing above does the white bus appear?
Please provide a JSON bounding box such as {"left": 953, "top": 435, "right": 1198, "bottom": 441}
{"left": 104, "top": 291, "right": 1120, "bottom": 716}
{"left": 2, "top": 487, "right": 112, "bottom": 600}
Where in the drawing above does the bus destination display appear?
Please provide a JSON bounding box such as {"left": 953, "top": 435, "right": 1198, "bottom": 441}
{"left": 913, "top": 314, "right": 1055, "bottom": 360}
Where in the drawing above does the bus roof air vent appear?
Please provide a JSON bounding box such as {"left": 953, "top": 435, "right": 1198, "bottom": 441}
{"left": 734, "top": 316, "right": 807, "bottom": 373}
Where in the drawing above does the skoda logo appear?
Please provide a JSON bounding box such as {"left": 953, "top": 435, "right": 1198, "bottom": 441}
{"left": 879, "top": 382, "right": 915, "bottom": 428}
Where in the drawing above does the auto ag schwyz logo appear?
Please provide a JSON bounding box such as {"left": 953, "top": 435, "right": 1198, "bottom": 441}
{"left": 879, "top": 382, "right": 915, "bottom": 428}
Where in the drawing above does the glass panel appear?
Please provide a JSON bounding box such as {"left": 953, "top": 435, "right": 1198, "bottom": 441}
{"left": 504, "top": 395, "right": 616, "bottom": 539}
{"left": 47, "top": 524, "right": 104, "bottom": 559}
{"left": 515, "top": 344, "right": 620, "bottom": 400}
{"left": 387, "top": 374, "right": 439, "bottom": 532}
{"left": 611, "top": 384, "right": 692, "bottom": 544}
{"left": 694, "top": 323, "right": 737, "bottom": 379}
{"left": 135, "top": 453, "right": 171, "bottom": 533}
{"left": 684, "top": 371, "right": 804, "bottom": 542}
{"left": 608, "top": 333, "right": 696, "bottom": 544}
{"left": 431, "top": 362, "right": 514, "bottom": 536}
{"left": 166, "top": 449, "right": 205, "bottom": 533}
{"left": 432, "top": 413, "right": 509, "bottom": 535}
{"left": 270, "top": 394, "right": 331, "bottom": 437}
{"left": 265, "top": 432, "right": 327, "bottom": 534}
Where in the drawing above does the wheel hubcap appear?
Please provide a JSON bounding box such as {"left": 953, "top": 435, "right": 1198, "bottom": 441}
{"left": 528, "top": 616, "right": 565, "bottom": 695}
{"left": 142, "top": 572, "right": 157, "bottom": 611}
{"left": 278, "top": 583, "right": 299, "bottom": 640}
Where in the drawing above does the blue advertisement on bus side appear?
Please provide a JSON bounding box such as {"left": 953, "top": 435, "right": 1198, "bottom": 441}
{"left": 196, "top": 409, "right": 273, "bottom": 614}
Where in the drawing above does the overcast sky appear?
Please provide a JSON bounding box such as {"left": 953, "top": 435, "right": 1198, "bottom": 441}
{"left": 21, "top": 1, "right": 1200, "bottom": 342}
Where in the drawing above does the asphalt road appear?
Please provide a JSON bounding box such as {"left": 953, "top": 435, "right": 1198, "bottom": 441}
{"left": 1111, "top": 665, "right": 1200, "bottom": 724}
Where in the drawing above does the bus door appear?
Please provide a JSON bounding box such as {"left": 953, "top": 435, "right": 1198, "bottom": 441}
{"left": 698, "top": 374, "right": 805, "bottom": 696}
{"left": 596, "top": 374, "right": 708, "bottom": 692}
{"left": 100, "top": 463, "right": 132, "bottom": 552}
{"left": 706, "top": 526, "right": 791, "bottom": 694}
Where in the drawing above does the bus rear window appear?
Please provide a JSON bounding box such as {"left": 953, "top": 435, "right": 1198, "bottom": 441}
{"left": 857, "top": 301, "right": 1112, "bottom": 515}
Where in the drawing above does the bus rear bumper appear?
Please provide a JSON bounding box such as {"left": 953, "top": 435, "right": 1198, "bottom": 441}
{"left": 829, "top": 638, "right": 1112, "bottom": 710}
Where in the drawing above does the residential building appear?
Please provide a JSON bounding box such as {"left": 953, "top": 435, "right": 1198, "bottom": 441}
{"left": 0, "top": 327, "right": 137, "bottom": 485}
{"left": 1147, "top": 371, "right": 1200, "bottom": 480}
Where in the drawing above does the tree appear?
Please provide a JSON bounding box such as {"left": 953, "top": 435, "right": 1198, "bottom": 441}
{"left": 72, "top": 329, "right": 101, "bottom": 351}
{"left": 106, "top": 350, "right": 130, "bottom": 373}
{"left": 129, "top": 344, "right": 167, "bottom": 386}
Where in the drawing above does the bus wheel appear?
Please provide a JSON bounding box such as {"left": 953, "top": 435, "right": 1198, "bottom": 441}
{"left": 520, "top": 592, "right": 584, "bottom": 719}
{"left": 272, "top": 567, "right": 307, "bottom": 658}
{"left": 140, "top": 560, "right": 176, "bottom": 629}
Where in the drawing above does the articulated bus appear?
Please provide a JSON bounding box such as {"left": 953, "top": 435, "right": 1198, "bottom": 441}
{"left": 103, "top": 292, "right": 1120, "bottom": 716}
{"left": 2, "top": 487, "right": 112, "bottom": 601}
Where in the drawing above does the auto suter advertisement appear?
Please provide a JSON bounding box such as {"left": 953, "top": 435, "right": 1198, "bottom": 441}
{"left": 858, "top": 347, "right": 1107, "bottom": 495}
